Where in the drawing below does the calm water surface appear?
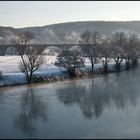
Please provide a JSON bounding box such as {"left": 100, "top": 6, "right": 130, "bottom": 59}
{"left": 0, "top": 66, "right": 140, "bottom": 139}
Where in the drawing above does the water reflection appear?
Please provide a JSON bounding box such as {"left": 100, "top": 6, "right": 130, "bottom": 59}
{"left": 0, "top": 66, "right": 140, "bottom": 138}
{"left": 56, "top": 71, "right": 139, "bottom": 120}
{"left": 14, "top": 86, "right": 47, "bottom": 137}
{"left": 0, "top": 88, "right": 5, "bottom": 103}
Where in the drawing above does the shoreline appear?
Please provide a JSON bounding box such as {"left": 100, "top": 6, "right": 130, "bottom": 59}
{"left": 0, "top": 62, "right": 128, "bottom": 87}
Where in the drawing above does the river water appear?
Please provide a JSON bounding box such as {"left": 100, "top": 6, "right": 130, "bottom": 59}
{"left": 0, "top": 65, "right": 140, "bottom": 139}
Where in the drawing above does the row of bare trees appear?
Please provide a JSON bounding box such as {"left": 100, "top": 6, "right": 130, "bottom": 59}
{"left": 55, "top": 31, "right": 140, "bottom": 77}
{"left": 11, "top": 30, "right": 140, "bottom": 83}
{"left": 79, "top": 31, "right": 140, "bottom": 73}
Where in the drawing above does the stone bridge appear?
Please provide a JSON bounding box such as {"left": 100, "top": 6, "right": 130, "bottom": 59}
{"left": 0, "top": 44, "right": 88, "bottom": 56}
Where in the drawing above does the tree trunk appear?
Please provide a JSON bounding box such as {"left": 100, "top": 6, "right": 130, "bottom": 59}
{"left": 126, "top": 57, "right": 131, "bottom": 69}
{"left": 90, "top": 57, "right": 94, "bottom": 73}
{"left": 104, "top": 59, "right": 108, "bottom": 73}
{"left": 115, "top": 61, "right": 121, "bottom": 72}
{"left": 102, "top": 58, "right": 108, "bottom": 73}
{"left": 132, "top": 58, "right": 138, "bottom": 67}
{"left": 27, "top": 72, "right": 33, "bottom": 84}
{"left": 68, "top": 69, "right": 76, "bottom": 77}
{"left": 91, "top": 61, "right": 94, "bottom": 73}
{"left": 115, "top": 57, "right": 121, "bottom": 72}
{"left": 27, "top": 78, "right": 31, "bottom": 84}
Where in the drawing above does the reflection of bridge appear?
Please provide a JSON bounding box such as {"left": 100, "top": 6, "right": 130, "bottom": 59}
{"left": 0, "top": 44, "right": 88, "bottom": 56}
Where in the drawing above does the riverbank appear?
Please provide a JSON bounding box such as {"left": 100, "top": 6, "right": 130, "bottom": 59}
{"left": 0, "top": 61, "right": 126, "bottom": 87}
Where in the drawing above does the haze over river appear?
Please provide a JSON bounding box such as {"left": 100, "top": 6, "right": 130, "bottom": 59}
{"left": 0, "top": 65, "right": 140, "bottom": 139}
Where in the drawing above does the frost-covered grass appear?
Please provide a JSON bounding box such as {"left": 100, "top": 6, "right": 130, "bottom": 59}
{"left": 0, "top": 55, "right": 126, "bottom": 86}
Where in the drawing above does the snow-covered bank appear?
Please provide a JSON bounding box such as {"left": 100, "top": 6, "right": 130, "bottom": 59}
{"left": 0, "top": 55, "right": 126, "bottom": 87}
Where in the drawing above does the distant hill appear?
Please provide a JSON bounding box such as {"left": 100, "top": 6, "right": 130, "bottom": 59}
{"left": 0, "top": 26, "right": 19, "bottom": 44}
{"left": 1, "top": 21, "right": 140, "bottom": 44}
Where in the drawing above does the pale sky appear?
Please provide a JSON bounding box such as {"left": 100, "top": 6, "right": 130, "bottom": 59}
{"left": 1, "top": 1, "right": 140, "bottom": 28}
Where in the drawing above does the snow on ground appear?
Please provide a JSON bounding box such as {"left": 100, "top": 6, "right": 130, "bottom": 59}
{"left": 0, "top": 55, "right": 58, "bottom": 73}
{"left": 0, "top": 55, "right": 67, "bottom": 86}
{"left": 0, "top": 55, "right": 126, "bottom": 86}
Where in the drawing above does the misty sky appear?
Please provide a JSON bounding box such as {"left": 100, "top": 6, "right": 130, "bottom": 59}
{"left": 1, "top": 1, "right": 140, "bottom": 28}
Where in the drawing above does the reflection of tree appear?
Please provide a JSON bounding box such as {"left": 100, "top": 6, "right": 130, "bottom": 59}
{"left": 56, "top": 80, "right": 104, "bottom": 120}
{"left": 111, "top": 71, "right": 138, "bottom": 109}
{"left": 0, "top": 88, "right": 4, "bottom": 103}
{"left": 14, "top": 86, "right": 47, "bottom": 137}
{"left": 57, "top": 81, "right": 86, "bottom": 106}
{"left": 56, "top": 73, "right": 139, "bottom": 120}
{"left": 80, "top": 93, "right": 104, "bottom": 119}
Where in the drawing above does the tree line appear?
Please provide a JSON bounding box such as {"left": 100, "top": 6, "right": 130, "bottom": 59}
{"left": 56, "top": 31, "right": 140, "bottom": 76}
{"left": 11, "top": 30, "right": 140, "bottom": 83}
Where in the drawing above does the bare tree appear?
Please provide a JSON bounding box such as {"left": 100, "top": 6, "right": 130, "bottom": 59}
{"left": 110, "top": 45, "right": 124, "bottom": 71}
{"left": 13, "top": 31, "right": 34, "bottom": 71}
{"left": 111, "top": 32, "right": 127, "bottom": 47}
{"left": 15, "top": 31, "right": 33, "bottom": 53}
{"left": 100, "top": 40, "right": 112, "bottom": 73}
{"left": 80, "top": 31, "right": 102, "bottom": 72}
{"left": 55, "top": 50, "right": 85, "bottom": 77}
{"left": 19, "top": 46, "right": 45, "bottom": 83}
{"left": 19, "top": 31, "right": 33, "bottom": 44}
{"left": 123, "top": 34, "right": 139, "bottom": 68}
{"left": 12, "top": 31, "right": 45, "bottom": 83}
{"left": 110, "top": 32, "right": 127, "bottom": 71}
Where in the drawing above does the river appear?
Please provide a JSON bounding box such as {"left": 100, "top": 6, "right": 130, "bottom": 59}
{"left": 0, "top": 65, "right": 140, "bottom": 138}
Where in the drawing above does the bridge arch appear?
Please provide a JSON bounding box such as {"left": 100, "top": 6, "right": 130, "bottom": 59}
{"left": 5, "top": 46, "right": 18, "bottom": 55}
{"left": 42, "top": 46, "right": 62, "bottom": 55}
{"left": 69, "top": 45, "right": 82, "bottom": 52}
